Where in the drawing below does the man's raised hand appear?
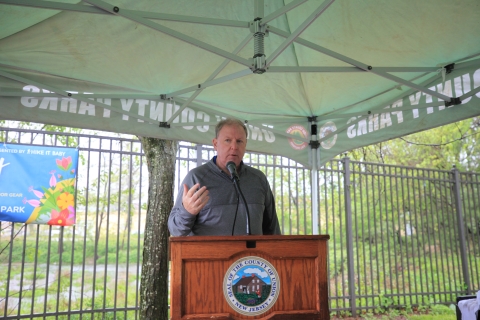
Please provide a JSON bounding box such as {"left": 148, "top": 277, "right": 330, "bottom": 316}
{"left": 182, "top": 183, "right": 209, "bottom": 215}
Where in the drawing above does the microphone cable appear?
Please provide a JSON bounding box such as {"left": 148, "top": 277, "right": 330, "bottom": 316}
{"left": 231, "top": 189, "right": 240, "bottom": 235}
{"left": 231, "top": 176, "right": 251, "bottom": 235}
{"left": 226, "top": 161, "right": 251, "bottom": 235}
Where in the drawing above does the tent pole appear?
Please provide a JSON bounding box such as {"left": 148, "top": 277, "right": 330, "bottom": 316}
{"left": 309, "top": 117, "right": 320, "bottom": 235}
{"left": 311, "top": 156, "right": 319, "bottom": 235}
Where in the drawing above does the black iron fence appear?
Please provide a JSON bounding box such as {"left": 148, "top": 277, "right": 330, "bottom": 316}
{"left": 0, "top": 127, "right": 479, "bottom": 319}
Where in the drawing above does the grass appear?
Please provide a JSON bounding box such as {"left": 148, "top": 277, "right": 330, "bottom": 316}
{"left": 409, "top": 315, "right": 455, "bottom": 320}
{"left": 332, "top": 303, "right": 457, "bottom": 320}
{"left": 332, "top": 313, "right": 456, "bottom": 320}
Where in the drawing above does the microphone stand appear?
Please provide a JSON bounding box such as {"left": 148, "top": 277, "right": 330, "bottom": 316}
{"left": 231, "top": 176, "right": 251, "bottom": 235}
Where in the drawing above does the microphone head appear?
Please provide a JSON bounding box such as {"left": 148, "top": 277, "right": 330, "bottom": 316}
{"left": 226, "top": 161, "right": 239, "bottom": 181}
{"left": 226, "top": 161, "right": 236, "bottom": 172}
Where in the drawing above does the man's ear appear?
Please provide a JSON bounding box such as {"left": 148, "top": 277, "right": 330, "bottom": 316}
{"left": 212, "top": 138, "right": 217, "bottom": 150}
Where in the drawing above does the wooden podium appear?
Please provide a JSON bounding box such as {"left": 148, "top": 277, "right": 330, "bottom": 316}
{"left": 169, "top": 235, "right": 330, "bottom": 320}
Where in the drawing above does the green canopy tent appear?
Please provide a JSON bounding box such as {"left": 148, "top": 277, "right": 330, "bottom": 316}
{"left": 1, "top": 0, "right": 480, "bottom": 232}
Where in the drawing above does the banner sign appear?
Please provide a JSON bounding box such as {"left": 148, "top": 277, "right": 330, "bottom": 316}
{"left": 0, "top": 144, "right": 79, "bottom": 226}
{"left": 0, "top": 66, "right": 479, "bottom": 169}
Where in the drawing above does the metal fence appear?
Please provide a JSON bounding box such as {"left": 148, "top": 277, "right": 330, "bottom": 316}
{"left": 0, "top": 127, "right": 479, "bottom": 319}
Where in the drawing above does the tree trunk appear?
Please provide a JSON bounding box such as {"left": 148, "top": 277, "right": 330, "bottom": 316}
{"left": 139, "top": 137, "right": 177, "bottom": 320}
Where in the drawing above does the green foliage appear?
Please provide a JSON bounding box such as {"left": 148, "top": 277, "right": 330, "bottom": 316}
{"left": 258, "top": 154, "right": 313, "bottom": 235}
{"left": 375, "top": 293, "right": 395, "bottom": 314}
{"left": 0, "top": 231, "right": 144, "bottom": 265}
{"left": 347, "top": 117, "right": 480, "bottom": 172}
{"left": 325, "top": 126, "right": 480, "bottom": 314}
{"left": 408, "top": 316, "right": 455, "bottom": 320}
{"left": 44, "top": 311, "right": 138, "bottom": 320}
{"left": 429, "top": 303, "right": 456, "bottom": 315}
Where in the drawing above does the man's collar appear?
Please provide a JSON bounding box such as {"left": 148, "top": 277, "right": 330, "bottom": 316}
{"left": 212, "top": 156, "right": 244, "bottom": 170}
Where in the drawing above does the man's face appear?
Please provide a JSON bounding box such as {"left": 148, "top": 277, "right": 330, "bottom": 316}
{"left": 213, "top": 123, "right": 247, "bottom": 172}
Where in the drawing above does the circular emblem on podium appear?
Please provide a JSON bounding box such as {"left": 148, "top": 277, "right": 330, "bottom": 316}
{"left": 223, "top": 256, "right": 280, "bottom": 316}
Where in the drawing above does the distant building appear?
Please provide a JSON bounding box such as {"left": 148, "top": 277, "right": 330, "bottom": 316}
{"left": 233, "top": 274, "right": 267, "bottom": 294}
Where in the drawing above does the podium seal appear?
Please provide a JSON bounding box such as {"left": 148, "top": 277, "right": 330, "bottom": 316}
{"left": 223, "top": 256, "right": 280, "bottom": 316}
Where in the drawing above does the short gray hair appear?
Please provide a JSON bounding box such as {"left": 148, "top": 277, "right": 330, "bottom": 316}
{"left": 215, "top": 118, "right": 248, "bottom": 138}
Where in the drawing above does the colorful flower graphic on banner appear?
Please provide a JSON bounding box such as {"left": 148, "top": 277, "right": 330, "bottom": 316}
{"left": 24, "top": 156, "right": 76, "bottom": 225}
{"left": 0, "top": 144, "right": 78, "bottom": 226}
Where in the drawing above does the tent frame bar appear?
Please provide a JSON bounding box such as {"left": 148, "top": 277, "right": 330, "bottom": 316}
{"left": 269, "top": 25, "right": 455, "bottom": 102}
{"left": 84, "top": 0, "right": 252, "bottom": 67}
{"left": 165, "top": 34, "right": 253, "bottom": 125}
{"left": 267, "top": 66, "right": 441, "bottom": 73}
{"left": 266, "top": 0, "right": 335, "bottom": 67}
{"left": 0, "top": 0, "right": 250, "bottom": 28}
{"left": 163, "top": 69, "right": 252, "bottom": 100}
{"left": 260, "top": 0, "right": 307, "bottom": 25}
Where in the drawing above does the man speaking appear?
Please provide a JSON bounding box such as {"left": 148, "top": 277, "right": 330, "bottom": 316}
{"left": 168, "top": 118, "right": 281, "bottom": 236}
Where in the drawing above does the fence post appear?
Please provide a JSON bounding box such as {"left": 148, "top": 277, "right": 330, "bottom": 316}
{"left": 342, "top": 156, "right": 356, "bottom": 316}
{"left": 451, "top": 165, "right": 472, "bottom": 294}
{"left": 196, "top": 144, "right": 203, "bottom": 166}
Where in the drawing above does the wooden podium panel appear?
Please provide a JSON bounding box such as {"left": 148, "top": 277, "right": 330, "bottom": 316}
{"left": 170, "top": 235, "right": 330, "bottom": 320}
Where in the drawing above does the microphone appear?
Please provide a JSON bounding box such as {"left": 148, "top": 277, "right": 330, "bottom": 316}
{"left": 226, "top": 161, "right": 240, "bottom": 182}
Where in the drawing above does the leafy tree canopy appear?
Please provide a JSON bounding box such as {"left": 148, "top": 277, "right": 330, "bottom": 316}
{"left": 347, "top": 117, "right": 480, "bottom": 172}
